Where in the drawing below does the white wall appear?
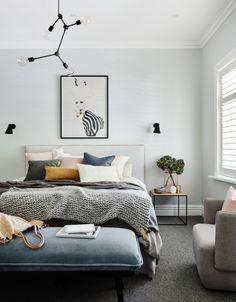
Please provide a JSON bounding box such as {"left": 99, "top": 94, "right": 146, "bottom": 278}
{"left": 0, "top": 48, "right": 201, "bottom": 206}
{"left": 201, "top": 8, "right": 236, "bottom": 200}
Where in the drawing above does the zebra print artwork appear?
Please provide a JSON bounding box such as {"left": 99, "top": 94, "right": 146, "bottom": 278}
{"left": 60, "top": 75, "right": 108, "bottom": 138}
{"left": 82, "top": 110, "right": 104, "bottom": 136}
{"left": 74, "top": 98, "right": 104, "bottom": 137}
{"left": 74, "top": 80, "right": 104, "bottom": 137}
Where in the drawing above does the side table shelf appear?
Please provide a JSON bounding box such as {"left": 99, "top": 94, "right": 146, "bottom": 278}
{"left": 150, "top": 190, "right": 188, "bottom": 225}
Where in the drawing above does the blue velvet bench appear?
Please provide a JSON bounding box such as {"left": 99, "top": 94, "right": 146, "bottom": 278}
{"left": 0, "top": 227, "right": 143, "bottom": 302}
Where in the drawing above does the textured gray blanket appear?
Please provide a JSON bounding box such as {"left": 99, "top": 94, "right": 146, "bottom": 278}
{"left": 0, "top": 185, "right": 152, "bottom": 233}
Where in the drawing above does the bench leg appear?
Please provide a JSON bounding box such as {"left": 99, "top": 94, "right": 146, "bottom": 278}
{"left": 115, "top": 276, "right": 124, "bottom": 302}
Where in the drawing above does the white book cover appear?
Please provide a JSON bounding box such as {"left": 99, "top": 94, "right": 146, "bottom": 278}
{"left": 64, "top": 224, "right": 95, "bottom": 234}
{"left": 56, "top": 226, "right": 101, "bottom": 239}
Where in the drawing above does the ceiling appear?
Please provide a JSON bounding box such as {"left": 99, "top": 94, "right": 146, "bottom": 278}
{"left": 0, "top": 0, "right": 235, "bottom": 48}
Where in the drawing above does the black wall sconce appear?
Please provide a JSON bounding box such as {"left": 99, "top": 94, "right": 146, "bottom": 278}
{"left": 153, "top": 123, "right": 161, "bottom": 134}
{"left": 5, "top": 124, "right": 16, "bottom": 134}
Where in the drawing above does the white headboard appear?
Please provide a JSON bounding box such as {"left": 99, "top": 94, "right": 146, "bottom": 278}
{"left": 25, "top": 145, "right": 145, "bottom": 182}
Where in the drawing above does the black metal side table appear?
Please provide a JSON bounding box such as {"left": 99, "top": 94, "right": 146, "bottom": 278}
{"left": 150, "top": 190, "right": 188, "bottom": 225}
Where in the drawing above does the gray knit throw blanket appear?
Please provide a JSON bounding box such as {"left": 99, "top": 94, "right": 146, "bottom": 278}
{"left": 0, "top": 186, "right": 152, "bottom": 233}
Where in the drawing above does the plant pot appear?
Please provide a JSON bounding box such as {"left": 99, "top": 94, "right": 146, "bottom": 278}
{"left": 163, "top": 172, "right": 178, "bottom": 192}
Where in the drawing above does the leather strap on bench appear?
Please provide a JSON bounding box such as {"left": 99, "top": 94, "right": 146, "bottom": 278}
{"left": 17, "top": 225, "right": 45, "bottom": 249}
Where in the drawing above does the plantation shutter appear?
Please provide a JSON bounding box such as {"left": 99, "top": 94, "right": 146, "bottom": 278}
{"left": 219, "top": 59, "right": 236, "bottom": 177}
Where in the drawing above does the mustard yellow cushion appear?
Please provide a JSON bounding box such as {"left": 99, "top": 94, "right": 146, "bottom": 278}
{"left": 45, "top": 166, "right": 80, "bottom": 181}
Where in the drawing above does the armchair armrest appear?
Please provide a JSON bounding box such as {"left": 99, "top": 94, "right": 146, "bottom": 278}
{"left": 203, "top": 199, "right": 224, "bottom": 224}
{"left": 215, "top": 211, "right": 236, "bottom": 272}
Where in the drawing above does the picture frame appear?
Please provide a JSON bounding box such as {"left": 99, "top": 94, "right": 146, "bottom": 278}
{"left": 60, "top": 75, "right": 109, "bottom": 139}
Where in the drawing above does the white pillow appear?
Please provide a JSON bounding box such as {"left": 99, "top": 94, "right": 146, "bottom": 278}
{"left": 123, "top": 163, "right": 133, "bottom": 178}
{"left": 25, "top": 151, "right": 53, "bottom": 161}
{"left": 78, "top": 164, "right": 120, "bottom": 182}
{"left": 52, "top": 147, "right": 71, "bottom": 159}
{"left": 12, "top": 176, "right": 25, "bottom": 182}
{"left": 111, "top": 155, "right": 130, "bottom": 179}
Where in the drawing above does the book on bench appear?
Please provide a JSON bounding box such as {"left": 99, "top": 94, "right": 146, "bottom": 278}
{"left": 56, "top": 225, "right": 101, "bottom": 239}
{"left": 65, "top": 224, "right": 95, "bottom": 234}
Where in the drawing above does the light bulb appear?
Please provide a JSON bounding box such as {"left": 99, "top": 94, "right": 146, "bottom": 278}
{"left": 17, "top": 57, "right": 29, "bottom": 67}
{"left": 70, "top": 13, "right": 79, "bottom": 19}
{"left": 42, "top": 30, "right": 51, "bottom": 40}
{"left": 80, "top": 16, "right": 91, "bottom": 25}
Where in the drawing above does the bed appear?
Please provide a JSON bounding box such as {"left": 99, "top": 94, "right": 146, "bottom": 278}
{"left": 0, "top": 145, "right": 162, "bottom": 278}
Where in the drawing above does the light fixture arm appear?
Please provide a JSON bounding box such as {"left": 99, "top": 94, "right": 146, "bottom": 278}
{"left": 28, "top": 53, "right": 55, "bottom": 62}
{"left": 68, "top": 20, "right": 82, "bottom": 27}
{"left": 56, "top": 53, "right": 68, "bottom": 69}
{"left": 58, "top": 0, "right": 60, "bottom": 14}
{"left": 57, "top": 28, "right": 67, "bottom": 52}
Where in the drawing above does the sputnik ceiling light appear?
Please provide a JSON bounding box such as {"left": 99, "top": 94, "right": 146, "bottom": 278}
{"left": 17, "top": 0, "right": 90, "bottom": 70}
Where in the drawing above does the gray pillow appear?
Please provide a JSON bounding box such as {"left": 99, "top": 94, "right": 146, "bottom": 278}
{"left": 83, "top": 152, "right": 115, "bottom": 166}
{"left": 24, "top": 160, "right": 61, "bottom": 181}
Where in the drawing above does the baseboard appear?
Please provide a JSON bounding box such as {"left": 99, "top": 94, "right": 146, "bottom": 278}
{"left": 154, "top": 204, "right": 203, "bottom": 216}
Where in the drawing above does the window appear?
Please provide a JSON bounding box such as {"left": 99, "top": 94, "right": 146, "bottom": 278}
{"left": 216, "top": 52, "right": 236, "bottom": 179}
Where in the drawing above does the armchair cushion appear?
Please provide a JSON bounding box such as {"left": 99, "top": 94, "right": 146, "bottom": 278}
{"left": 215, "top": 211, "right": 236, "bottom": 272}
{"left": 192, "top": 224, "right": 215, "bottom": 286}
{"left": 203, "top": 199, "right": 224, "bottom": 224}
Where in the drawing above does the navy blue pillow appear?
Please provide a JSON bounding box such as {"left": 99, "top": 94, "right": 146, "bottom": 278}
{"left": 83, "top": 152, "right": 115, "bottom": 166}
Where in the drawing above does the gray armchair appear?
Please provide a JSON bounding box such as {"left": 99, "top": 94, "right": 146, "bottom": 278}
{"left": 192, "top": 198, "right": 236, "bottom": 291}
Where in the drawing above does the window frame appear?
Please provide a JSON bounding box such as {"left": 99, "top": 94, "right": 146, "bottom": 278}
{"left": 214, "top": 47, "right": 236, "bottom": 181}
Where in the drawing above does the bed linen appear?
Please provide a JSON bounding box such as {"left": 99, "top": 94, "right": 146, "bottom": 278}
{"left": 0, "top": 178, "right": 162, "bottom": 278}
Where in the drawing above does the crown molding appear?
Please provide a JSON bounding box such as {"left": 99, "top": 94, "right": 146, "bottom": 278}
{"left": 200, "top": 0, "right": 236, "bottom": 47}
{"left": 0, "top": 1, "right": 235, "bottom": 50}
{"left": 0, "top": 40, "right": 201, "bottom": 49}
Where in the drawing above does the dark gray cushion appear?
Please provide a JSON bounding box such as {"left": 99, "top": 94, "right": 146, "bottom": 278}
{"left": 83, "top": 152, "right": 115, "bottom": 166}
{"left": 0, "top": 227, "right": 143, "bottom": 271}
{"left": 24, "top": 160, "right": 61, "bottom": 181}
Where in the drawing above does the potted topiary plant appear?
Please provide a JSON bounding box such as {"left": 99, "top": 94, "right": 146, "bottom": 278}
{"left": 156, "top": 155, "right": 185, "bottom": 192}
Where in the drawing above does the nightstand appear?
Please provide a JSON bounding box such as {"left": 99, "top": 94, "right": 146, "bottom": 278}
{"left": 150, "top": 190, "right": 188, "bottom": 225}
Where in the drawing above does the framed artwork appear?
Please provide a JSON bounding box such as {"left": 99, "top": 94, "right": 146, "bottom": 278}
{"left": 60, "top": 75, "right": 109, "bottom": 139}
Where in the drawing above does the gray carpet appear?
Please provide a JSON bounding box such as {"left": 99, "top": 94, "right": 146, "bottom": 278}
{"left": 2, "top": 217, "right": 236, "bottom": 301}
